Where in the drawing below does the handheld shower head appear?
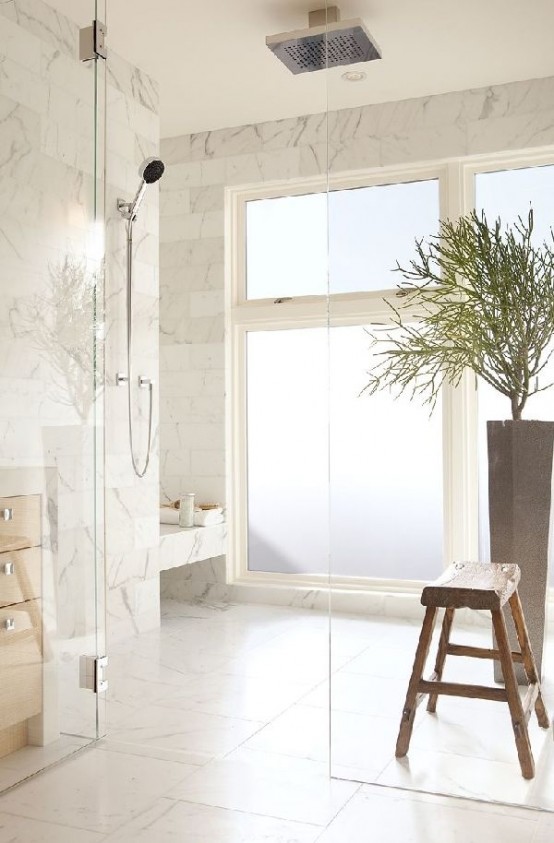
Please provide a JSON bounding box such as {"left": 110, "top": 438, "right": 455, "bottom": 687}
{"left": 141, "top": 157, "right": 165, "bottom": 184}
{"left": 117, "top": 157, "right": 165, "bottom": 220}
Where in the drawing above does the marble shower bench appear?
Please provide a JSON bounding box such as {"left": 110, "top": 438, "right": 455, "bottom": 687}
{"left": 159, "top": 523, "right": 227, "bottom": 572}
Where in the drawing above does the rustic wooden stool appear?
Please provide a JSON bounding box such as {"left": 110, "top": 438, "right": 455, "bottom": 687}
{"left": 395, "top": 561, "right": 550, "bottom": 779}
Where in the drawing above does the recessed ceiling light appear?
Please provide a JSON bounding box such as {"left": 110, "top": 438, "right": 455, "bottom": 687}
{"left": 341, "top": 70, "right": 367, "bottom": 82}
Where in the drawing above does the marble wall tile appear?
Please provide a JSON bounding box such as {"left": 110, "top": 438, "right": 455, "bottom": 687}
{"left": 0, "top": 0, "right": 161, "bottom": 686}
{"left": 0, "top": 0, "right": 76, "bottom": 57}
{"left": 160, "top": 73, "right": 554, "bottom": 604}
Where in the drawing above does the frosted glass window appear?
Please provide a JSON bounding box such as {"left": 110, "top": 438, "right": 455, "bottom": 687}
{"left": 245, "top": 179, "right": 440, "bottom": 300}
{"left": 329, "top": 180, "right": 440, "bottom": 294}
{"left": 247, "top": 329, "right": 329, "bottom": 574}
{"left": 476, "top": 166, "right": 554, "bottom": 583}
{"left": 246, "top": 326, "right": 443, "bottom": 579}
{"left": 329, "top": 326, "right": 443, "bottom": 580}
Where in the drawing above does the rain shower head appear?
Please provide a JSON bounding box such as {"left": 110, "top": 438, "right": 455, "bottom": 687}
{"left": 118, "top": 157, "right": 165, "bottom": 220}
{"left": 266, "top": 6, "right": 381, "bottom": 75}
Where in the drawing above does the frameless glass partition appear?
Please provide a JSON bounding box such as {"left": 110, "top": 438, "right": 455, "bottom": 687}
{"left": 327, "top": 1, "right": 554, "bottom": 816}
{"left": 0, "top": 0, "right": 106, "bottom": 791}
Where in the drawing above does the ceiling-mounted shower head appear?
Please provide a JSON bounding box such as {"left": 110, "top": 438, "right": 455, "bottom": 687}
{"left": 118, "top": 157, "right": 165, "bottom": 220}
{"left": 266, "top": 6, "right": 381, "bottom": 75}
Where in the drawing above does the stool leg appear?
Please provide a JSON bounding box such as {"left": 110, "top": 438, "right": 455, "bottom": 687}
{"left": 508, "top": 592, "right": 550, "bottom": 729}
{"left": 427, "top": 607, "right": 455, "bottom": 713}
{"left": 491, "top": 607, "right": 535, "bottom": 780}
{"left": 396, "top": 606, "right": 437, "bottom": 758}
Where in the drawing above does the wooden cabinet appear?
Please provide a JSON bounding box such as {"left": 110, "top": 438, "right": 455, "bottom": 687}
{"left": 0, "top": 495, "right": 42, "bottom": 759}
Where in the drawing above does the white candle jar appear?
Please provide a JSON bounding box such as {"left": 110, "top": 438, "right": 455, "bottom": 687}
{"left": 178, "top": 493, "right": 195, "bottom": 528}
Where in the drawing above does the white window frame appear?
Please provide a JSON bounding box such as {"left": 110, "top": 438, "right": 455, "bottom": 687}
{"left": 225, "top": 149, "right": 554, "bottom": 593}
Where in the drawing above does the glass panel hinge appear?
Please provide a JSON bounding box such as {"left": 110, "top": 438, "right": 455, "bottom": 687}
{"left": 79, "top": 20, "right": 107, "bottom": 62}
{"left": 79, "top": 655, "right": 109, "bottom": 694}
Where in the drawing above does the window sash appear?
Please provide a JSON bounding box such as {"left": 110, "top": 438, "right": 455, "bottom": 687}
{"left": 227, "top": 151, "right": 554, "bottom": 589}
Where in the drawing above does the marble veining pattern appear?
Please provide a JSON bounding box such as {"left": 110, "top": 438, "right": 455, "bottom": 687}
{"left": 159, "top": 73, "right": 554, "bottom": 540}
{"left": 1, "top": 601, "right": 553, "bottom": 840}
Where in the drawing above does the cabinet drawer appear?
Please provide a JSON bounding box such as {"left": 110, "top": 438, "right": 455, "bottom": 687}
{"left": 0, "top": 547, "right": 41, "bottom": 608}
{"left": 0, "top": 496, "right": 41, "bottom": 552}
{"left": 0, "top": 602, "right": 42, "bottom": 730}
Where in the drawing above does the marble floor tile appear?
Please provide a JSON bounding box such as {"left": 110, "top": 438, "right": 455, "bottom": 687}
{"left": 0, "top": 747, "right": 196, "bottom": 835}
{"left": 535, "top": 810, "right": 554, "bottom": 843}
{"left": 96, "top": 737, "right": 212, "bottom": 768}
{"left": 156, "top": 670, "right": 317, "bottom": 722}
{"left": 243, "top": 703, "right": 403, "bottom": 781}
{"left": 103, "top": 797, "right": 322, "bottom": 843}
{"left": 0, "top": 812, "right": 103, "bottom": 843}
{"left": 316, "top": 784, "right": 541, "bottom": 843}
{"left": 376, "top": 738, "right": 554, "bottom": 810}
{"left": 301, "top": 672, "right": 408, "bottom": 716}
{"left": 169, "top": 748, "right": 360, "bottom": 826}
{"left": 161, "top": 615, "right": 285, "bottom": 654}
{"left": 224, "top": 628, "right": 370, "bottom": 684}
{"left": 0, "top": 736, "right": 90, "bottom": 775}
{"left": 108, "top": 702, "right": 265, "bottom": 759}
{"left": 410, "top": 697, "right": 550, "bottom": 765}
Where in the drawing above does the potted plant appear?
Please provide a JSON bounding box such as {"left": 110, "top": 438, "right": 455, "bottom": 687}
{"left": 365, "top": 210, "right": 554, "bottom": 678}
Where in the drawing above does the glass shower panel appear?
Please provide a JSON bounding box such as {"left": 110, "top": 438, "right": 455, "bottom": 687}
{"left": 327, "top": 0, "right": 554, "bottom": 805}
{"left": 0, "top": 0, "right": 106, "bottom": 790}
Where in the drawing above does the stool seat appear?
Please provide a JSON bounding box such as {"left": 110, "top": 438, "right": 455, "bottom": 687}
{"left": 422, "top": 561, "right": 520, "bottom": 610}
{"left": 395, "top": 561, "right": 549, "bottom": 779}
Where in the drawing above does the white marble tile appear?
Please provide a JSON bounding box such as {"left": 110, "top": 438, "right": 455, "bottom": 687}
{"left": 103, "top": 796, "right": 321, "bottom": 843}
{"left": 302, "top": 672, "right": 408, "bottom": 717}
{"left": 157, "top": 670, "right": 318, "bottom": 722}
{"left": 376, "top": 738, "right": 554, "bottom": 810}
{"left": 96, "top": 737, "right": 210, "bottom": 768}
{"left": 317, "top": 784, "right": 540, "bottom": 843}
{"left": 159, "top": 523, "right": 227, "bottom": 572}
{"left": 535, "top": 810, "right": 554, "bottom": 843}
{"left": 169, "top": 748, "right": 360, "bottom": 826}
{"left": 243, "top": 703, "right": 403, "bottom": 782}
{"left": 0, "top": 736, "right": 89, "bottom": 774}
{"left": 0, "top": 812, "right": 103, "bottom": 843}
{"left": 108, "top": 702, "right": 264, "bottom": 760}
{"left": 0, "top": 748, "right": 193, "bottom": 834}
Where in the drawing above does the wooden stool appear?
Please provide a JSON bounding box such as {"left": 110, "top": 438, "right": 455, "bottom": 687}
{"left": 395, "top": 561, "right": 550, "bottom": 779}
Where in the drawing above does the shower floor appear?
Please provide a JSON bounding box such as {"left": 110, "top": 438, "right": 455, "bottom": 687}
{"left": 0, "top": 600, "right": 553, "bottom": 841}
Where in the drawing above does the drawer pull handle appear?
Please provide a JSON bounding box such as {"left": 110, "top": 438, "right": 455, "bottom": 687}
{"left": 1, "top": 508, "right": 13, "bottom": 521}
{"left": 3, "top": 618, "right": 15, "bottom": 632}
{"left": 2, "top": 561, "right": 14, "bottom": 576}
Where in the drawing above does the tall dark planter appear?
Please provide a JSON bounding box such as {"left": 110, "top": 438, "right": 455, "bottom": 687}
{"left": 488, "top": 420, "right": 554, "bottom": 682}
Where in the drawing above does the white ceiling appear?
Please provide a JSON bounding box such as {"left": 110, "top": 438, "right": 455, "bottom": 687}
{"left": 55, "top": 0, "right": 554, "bottom": 139}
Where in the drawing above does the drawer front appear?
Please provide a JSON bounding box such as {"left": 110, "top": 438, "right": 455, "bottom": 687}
{"left": 0, "top": 547, "right": 41, "bottom": 608}
{"left": 0, "top": 496, "right": 41, "bottom": 551}
{"left": 0, "top": 601, "right": 42, "bottom": 730}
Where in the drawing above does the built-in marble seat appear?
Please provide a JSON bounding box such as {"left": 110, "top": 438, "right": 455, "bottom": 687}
{"left": 159, "top": 523, "right": 227, "bottom": 572}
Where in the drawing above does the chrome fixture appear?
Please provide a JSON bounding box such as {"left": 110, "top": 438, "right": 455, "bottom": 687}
{"left": 3, "top": 618, "right": 15, "bottom": 632}
{"left": 79, "top": 655, "right": 109, "bottom": 694}
{"left": 3, "top": 562, "right": 14, "bottom": 576}
{"left": 266, "top": 6, "right": 381, "bottom": 75}
{"left": 116, "top": 158, "right": 165, "bottom": 478}
{"left": 1, "top": 508, "right": 13, "bottom": 521}
{"left": 79, "top": 20, "right": 107, "bottom": 62}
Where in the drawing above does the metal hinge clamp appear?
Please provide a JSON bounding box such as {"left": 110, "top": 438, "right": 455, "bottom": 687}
{"left": 79, "top": 655, "right": 109, "bottom": 693}
{"left": 79, "top": 20, "right": 107, "bottom": 62}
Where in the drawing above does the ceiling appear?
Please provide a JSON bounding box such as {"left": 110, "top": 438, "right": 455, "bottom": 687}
{"left": 55, "top": 0, "right": 554, "bottom": 138}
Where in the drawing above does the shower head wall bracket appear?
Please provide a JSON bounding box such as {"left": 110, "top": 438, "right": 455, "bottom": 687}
{"left": 117, "top": 197, "right": 135, "bottom": 220}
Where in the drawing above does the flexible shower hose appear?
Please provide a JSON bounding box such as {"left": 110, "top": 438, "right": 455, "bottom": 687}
{"left": 125, "top": 216, "right": 154, "bottom": 478}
